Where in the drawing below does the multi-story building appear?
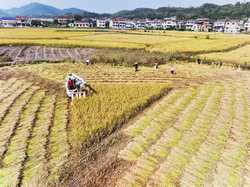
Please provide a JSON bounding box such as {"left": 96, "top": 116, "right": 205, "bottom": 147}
{"left": 185, "top": 20, "right": 196, "bottom": 31}
{"left": 28, "top": 18, "right": 54, "bottom": 27}
{"left": 96, "top": 19, "right": 109, "bottom": 28}
{"left": 110, "top": 19, "right": 135, "bottom": 29}
{"left": 146, "top": 19, "right": 163, "bottom": 29}
{"left": 134, "top": 20, "right": 147, "bottom": 29}
{"left": 0, "top": 17, "right": 17, "bottom": 27}
{"left": 162, "top": 17, "right": 177, "bottom": 29}
{"left": 16, "top": 16, "right": 30, "bottom": 27}
{"left": 74, "top": 20, "right": 90, "bottom": 28}
{"left": 224, "top": 20, "right": 243, "bottom": 33}
{"left": 244, "top": 18, "right": 250, "bottom": 32}
{"left": 213, "top": 20, "right": 225, "bottom": 32}
{"left": 55, "top": 16, "right": 74, "bottom": 27}
{"left": 192, "top": 18, "right": 211, "bottom": 32}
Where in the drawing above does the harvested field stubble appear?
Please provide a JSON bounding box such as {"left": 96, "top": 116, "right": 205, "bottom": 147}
{"left": 0, "top": 78, "right": 70, "bottom": 186}
{"left": 117, "top": 78, "right": 250, "bottom": 187}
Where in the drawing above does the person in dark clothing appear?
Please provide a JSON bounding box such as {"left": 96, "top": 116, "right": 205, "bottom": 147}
{"left": 133, "top": 63, "right": 139, "bottom": 72}
{"left": 154, "top": 63, "right": 159, "bottom": 70}
{"left": 197, "top": 58, "right": 201, "bottom": 64}
{"left": 86, "top": 59, "right": 90, "bottom": 66}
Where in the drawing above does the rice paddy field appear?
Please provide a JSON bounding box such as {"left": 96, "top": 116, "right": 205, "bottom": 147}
{"left": 1, "top": 28, "right": 250, "bottom": 53}
{"left": 1, "top": 28, "right": 250, "bottom": 187}
{"left": 200, "top": 44, "right": 250, "bottom": 66}
{"left": 0, "top": 71, "right": 172, "bottom": 186}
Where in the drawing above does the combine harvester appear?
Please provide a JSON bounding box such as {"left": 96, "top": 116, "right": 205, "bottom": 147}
{"left": 65, "top": 73, "right": 92, "bottom": 100}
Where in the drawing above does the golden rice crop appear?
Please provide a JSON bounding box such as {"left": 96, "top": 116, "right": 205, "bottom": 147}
{"left": 200, "top": 45, "right": 250, "bottom": 65}
{"left": 1, "top": 28, "right": 250, "bottom": 53}
{"left": 70, "top": 83, "right": 171, "bottom": 148}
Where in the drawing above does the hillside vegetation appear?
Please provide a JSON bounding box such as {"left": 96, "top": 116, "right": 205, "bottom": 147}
{"left": 114, "top": 2, "right": 250, "bottom": 19}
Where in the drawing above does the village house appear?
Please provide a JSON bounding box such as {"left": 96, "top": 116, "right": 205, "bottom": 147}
{"left": 110, "top": 19, "right": 134, "bottom": 29}
{"left": 191, "top": 22, "right": 200, "bottom": 32}
{"left": 28, "top": 18, "right": 54, "bottom": 27}
{"left": 16, "top": 16, "right": 30, "bottom": 27}
{"left": 185, "top": 20, "right": 196, "bottom": 31}
{"left": 224, "top": 20, "right": 243, "bottom": 33}
{"left": 55, "top": 16, "right": 74, "bottom": 27}
{"left": 134, "top": 20, "right": 147, "bottom": 29}
{"left": 162, "top": 17, "right": 177, "bottom": 29}
{"left": 176, "top": 20, "right": 186, "bottom": 30}
{"left": 213, "top": 20, "right": 225, "bottom": 32}
{"left": 244, "top": 18, "right": 250, "bottom": 32}
{"left": 74, "top": 20, "right": 90, "bottom": 28}
{"left": 146, "top": 19, "right": 163, "bottom": 29}
{"left": 192, "top": 18, "right": 211, "bottom": 32}
{"left": 96, "top": 19, "right": 109, "bottom": 28}
{"left": 0, "top": 17, "right": 17, "bottom": 28}
{"left": 110, "top": 19, "right": 125, "bottom": 29}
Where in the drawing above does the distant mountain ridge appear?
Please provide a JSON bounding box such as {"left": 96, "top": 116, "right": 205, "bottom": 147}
{"left": 0, "top": 2, "right": 96, "bottom": 17}
{"left": 1, "top": 2, "right": 250, "bottom": 19}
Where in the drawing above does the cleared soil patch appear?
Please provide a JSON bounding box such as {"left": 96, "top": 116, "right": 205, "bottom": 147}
{"left": 0, "top": 46, "right": 95, "bottom": 63}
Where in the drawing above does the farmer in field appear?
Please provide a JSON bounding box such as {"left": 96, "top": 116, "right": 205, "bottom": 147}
{"left": 67, "top": 77, "right": 74, "bottom": 90}
{"left": 133, "top": 63, "right": 139, "bottom": 72}
{"left": 197, "top": 58, "right": 201, "bottom": 64}
{"left": 86, "top": 59, "right": 90, "bottom": 65}
{"left": 154, "top": 62, "right": 159, "bottom": 70}
{"left": 75, "top": 79, "right": 83, "bottom": 92}
{"left": 170, "top": 67, "right": 176, "bottom": 75}
{"left": 219, "top": 61, "right": 223, "bottom": 68}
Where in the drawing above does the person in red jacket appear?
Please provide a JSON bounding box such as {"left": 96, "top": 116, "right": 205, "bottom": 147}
{"left": 67, "top": 78, "right": 74, "bottom": 90}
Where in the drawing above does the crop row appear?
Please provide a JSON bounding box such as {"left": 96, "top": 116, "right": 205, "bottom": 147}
{"left": 0, "top": 86, "right": 39, "bottom": 159}
{"left": 118, "top": 84, "right": 212, "bottom": 186}
{"left": 47, "top": 97, "right": 70, "bottom": 184}
{"left": 21, "top": 96, "right": 56, "bottom": 186}
{"left": 118, "top": 80, "right": 250, "bottom": 186}
{"left": 149, "top": 83, "right": 224, "bottom": 186}
{"left": 179, "top": 84, "right": 235, "bottom": 186}
{"left": 210, "top": 83, "right": 249, "bottom": 187}
{"left": 0, "top": 90, "right": 45, "bottom": 186}
{"left": 0, "top": 77, "right": 70, "bottom": 186}
{"left": 119, "top": 87, "right": 200, "bottom": 161}
{"left": 0, "top": 81, "right": 32, "bottom": 123}
{"left": 118, "top": 84, "right": 218, "bottom": 186}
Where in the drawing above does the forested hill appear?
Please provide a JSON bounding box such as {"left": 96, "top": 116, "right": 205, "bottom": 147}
{"left": 113, "top": 2, "right": 250, "bottom": 20}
